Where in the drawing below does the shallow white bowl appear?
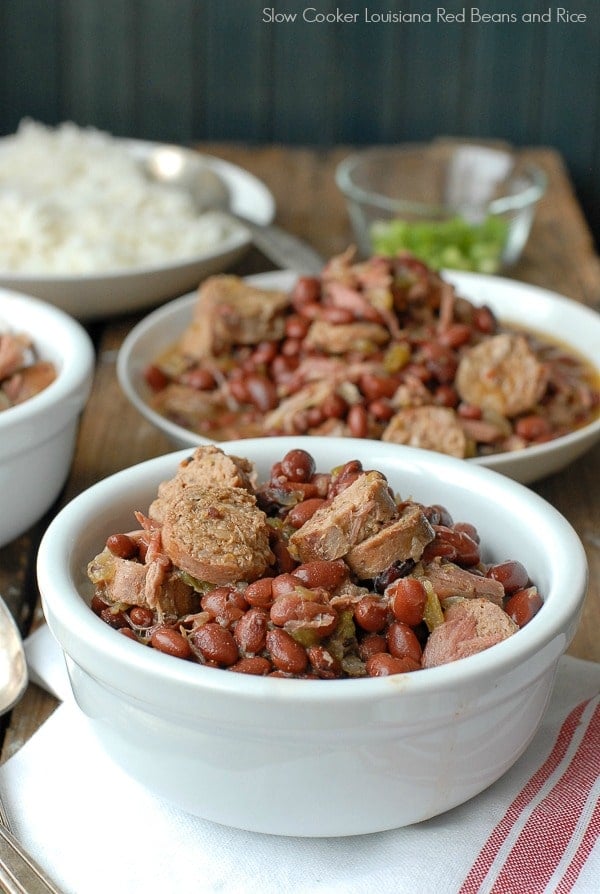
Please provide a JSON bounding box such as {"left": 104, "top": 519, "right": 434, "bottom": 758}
{"left": 37, "top": 437, "right": 587, "bottom": 836}
{"left": 117, "top": 270, "right": 600, "bottom": 484}
{"left": 0, "top": 288, "right": 94, "bottom": 546}
{"left": 0, "top": 141, "right": 275, "bottom": 320}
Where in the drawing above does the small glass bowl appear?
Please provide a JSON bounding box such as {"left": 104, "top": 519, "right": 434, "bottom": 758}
{"left": 335, "top": 143, "right": 547, "bottom": 273}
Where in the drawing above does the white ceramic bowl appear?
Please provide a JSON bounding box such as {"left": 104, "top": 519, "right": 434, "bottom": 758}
{"left": 117, "top": 270, "right": 600, "bottom": 485}
{"left": 0, "top": 141, "right": 275, "bottom": 321}
{"left": 37, "top": 437, "right": 587, "bottom": 836}
{"left": 0, "top": 288, "right": 94, "bottom": 546}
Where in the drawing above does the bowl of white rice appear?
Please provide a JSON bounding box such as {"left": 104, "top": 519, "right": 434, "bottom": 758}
{"left": 0, "top": 121, "right": 275, "bottom": 319}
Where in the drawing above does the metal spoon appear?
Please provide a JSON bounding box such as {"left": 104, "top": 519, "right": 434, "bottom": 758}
{"left": 0, "top": 595, "right": 65, "bottom": 892}
{"left": 144, "top": 144, "right": 326, "bottom": 275}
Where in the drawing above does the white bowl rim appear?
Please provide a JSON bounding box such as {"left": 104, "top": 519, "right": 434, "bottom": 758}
{"left": 0, "top": 287, "right": 95, "bottom": 431}
{"left": 116, "top": 269, "right": 600, "bottom": 480}
{"left": 37, "top": 437, "right": 588, "bottom": 707}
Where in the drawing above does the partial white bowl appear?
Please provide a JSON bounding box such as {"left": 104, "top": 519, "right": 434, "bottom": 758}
{"left": 117, "top": 270, "right": 600, "bottom": 485}
{"left": 0, "top": 288, "right": 94, "bottom": 546}
{"left": 0, "top": 141, "right": 275, "bottom": 320}
{"left": 37, "top": 437, "right": 587, "bottom": 836}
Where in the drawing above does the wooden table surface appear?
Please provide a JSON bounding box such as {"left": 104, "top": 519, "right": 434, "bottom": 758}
{"left": 1, "top": 143, "right": 599, "bottom": 763}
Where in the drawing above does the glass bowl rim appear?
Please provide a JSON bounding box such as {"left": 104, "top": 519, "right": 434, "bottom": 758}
{"left": 335, "top": 145, "right": 547, "bottom": 217}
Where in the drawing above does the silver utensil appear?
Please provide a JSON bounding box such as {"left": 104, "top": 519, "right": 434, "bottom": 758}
{"left": 144, "top": 145, "right": 326, "bottom": 275}
{"left": 0, "top": 595, "right": 64, "bottom": 894}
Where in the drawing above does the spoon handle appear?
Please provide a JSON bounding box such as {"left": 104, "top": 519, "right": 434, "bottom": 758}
{"left": 240, "top": 218, "right": 325, "bottom": 275}
{"left": 0, "top": 824, "right": 65, "bottom": 894}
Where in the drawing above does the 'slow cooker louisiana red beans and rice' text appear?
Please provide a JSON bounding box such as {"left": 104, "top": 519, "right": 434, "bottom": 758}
{"left": 144, "top": 249, "right": 600, "bottom": 457}
{"left": 88, "top": 445, "right": 543, "bottom": 678}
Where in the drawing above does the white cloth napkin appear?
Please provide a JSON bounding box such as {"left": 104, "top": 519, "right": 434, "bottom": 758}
{"left": 1, "top": 625, "right": 598, "bottom": 894}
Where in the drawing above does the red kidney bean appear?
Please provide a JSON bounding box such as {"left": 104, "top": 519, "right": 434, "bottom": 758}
{"left": 306, "top": 406, "right": 324, "bottom": 428}
{"left": 514, "top": 414, "right": 552, "bottom": 441}
{"left": 180, "top": 367, "right": 215, "bottom": 390}
{"left": 292, "top": 276, "right": 321, "bottom": 309}
{"left": 473, "top": 305, "right": 497, "bottom": 334}
{"left": 366, "top": 653, "right": 420, "bottom": 676}
{"left": 504, "top": 587, "right": 543, "bottom": 627}
{"left": 486, "top": 560, "right": 530, "bottom": 594}
{"left": 386, "top": 621, "right": 423, "bottom": 663}
{"left": 347, "top": 403, "right": 369, "bottom": 437}
{"left": 359, "top": 372, "right": 398, "bottom": 400}
{"left": 285, "top": 314, "right": 311, "bottom": 340}
{"left": 387, "top": 577, "right": 427, "bottom": 626}
{"left": 244, "top": 577, "right": 274, "bottom": 608}
{"left": 245, "top": 373, "right": 278, "bottom": 411}
{"left": 266, "top": 628, "right": 308, "bottom": 674}
{"left": 307, "top": 645, "right": 342, "bottom": 679}
{"left": 191, "top": 623, "right": 239, "bottom": 666}
{"left": 251, "top": 340, "right": 279, "bottom": 366}
{"left": 358, "top": 633, "right": 388, "bottom": 661}
{"left": 320, "top": 306, "right": 355, "bottom": 324}
{"left": 438, "top": 323, "right": 472, "bottom": 348}
{"left": 457, "top": 402, "right": 482, "bottom": 420}
{"left": 119, "top": 627, "right": 137, "bottom": 640}
{"left": 151, "top": 626, "right": 192, "bottom": 660}
{"left": 293, "top": 559, "right": 348, "bottom": 591}
{"left": 229, "top": 656, "right": 272, "bottom": 675}
{"left": 354, "top": 595, "right": 389, "bottom": 633}
{"left": 143, "top": 363, "right": 169, "bottom": 391}
{"left": 228, "top": 377, "right": 250, "bottom": 404}
{"left": 423, "top": 504, "right": 454, "bottom": 526}
{"left": 270, "top": 537, "right": 297, "bottom": 573}
{"left": 281, "top": 338, "right": 302, "bottom": 357}
{"left": 201, "top": 588, "right": 247, "bottom": 627}
{"left": 234, "top": 608, "right": 268, "bottom": 654}
{"left": 129, "top": 606, "right": 154, "bottom": 628}
{"left": 270, "top": 594, "right": 337, "bottom": 635}
{"left": 270, "top": 354, "right": 299, "bottom": 383}
{"left": 422, "top": 525, "right": 480, "bottom": 566}
{"left": 271, "top": 573, "right": 302, "bottom": 599}
{"left": 434, "top": 384, "right": 459, "bottom": 408}
{"left": 100, "top": 606, "right": 129, "bottom": 629}
{"left": 280, "top": 449, "right": 316, "bottom": 482}
{"left": 91, "top": 595, "right": 109, "bottom": 615}
{"left": 327, "top": 460, "right": 364, "bottom": 497}
{"left": 321, "top": 392, "right": 348, "bottom": 420}
{"left": 286, "top": 498, "right": 327, "bottom": 528}
{"left": 453, "top": 521, "right": 480, "bottom": 543}
{"left": 106, "top": 533, "right": 137, "bottom": 559}
{"left": 368, "top": 398, "right": 394, "bottom": 421}
{"left": 297, "top": 300, "right": 322, "bottom": 320}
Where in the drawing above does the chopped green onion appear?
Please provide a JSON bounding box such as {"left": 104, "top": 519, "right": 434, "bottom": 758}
{"left": 370, "top": 215, "right": 509, "bottom": 273}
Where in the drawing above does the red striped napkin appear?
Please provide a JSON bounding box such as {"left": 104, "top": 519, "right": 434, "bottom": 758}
{"left": 461, "top": 694, "right": 599, "bottom": 893}
{"left": 3, "top": 625, "right": 598, "bottom": 894}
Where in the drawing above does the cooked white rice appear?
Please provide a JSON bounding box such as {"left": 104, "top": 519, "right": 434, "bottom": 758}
{"left": 0, "top": 120, "right": 244, "bottom": 275}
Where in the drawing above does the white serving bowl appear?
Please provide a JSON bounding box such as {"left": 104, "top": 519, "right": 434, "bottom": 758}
{"left": 37, "top": 437, "right": 587, "bottom": 837}
{"left": 117, "top": 270, "right": 600, "bottom": 485}
{"left": 0, "top": 141, "right": 275, "bottom": 320}
{"left": 0, "top": 288, "right": 94, "bottom": 546}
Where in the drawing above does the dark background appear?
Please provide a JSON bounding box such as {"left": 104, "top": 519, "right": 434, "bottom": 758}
{"left": 1, "top": 0, "right": 599, "bottom": 244}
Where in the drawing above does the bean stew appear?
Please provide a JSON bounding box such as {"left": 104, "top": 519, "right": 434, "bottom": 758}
{"left": 88, "top": 445, "right": 543, "bottom": 678}
{"left": 143, "top": 249, "right": 600, "bottom": 458}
